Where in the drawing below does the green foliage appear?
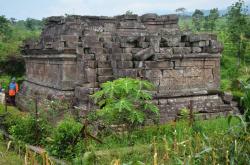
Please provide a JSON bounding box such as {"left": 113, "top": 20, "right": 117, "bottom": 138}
{"left": 227, "top": 113, "right": 250, "bottom": 164}
{"left": 0, "top": 135, "right": 23, "bottom": 164}
{"left": 0, "top": 16, "right": 42, "bottom": 60}
{"left": 9, "top": 115, "right": 51, "bottom": 146}
{"left": 0, "top": 56, "right": 25, "bottom": 77}
{"left": 241, "top": 79, "right": 250, "bottom": 123}
{"left": 192, "top": 9, "right": 204, "bottom": 31}
{"left": 47, "top": 117, "right": 85, "bottom": 159}
{"left": 72, "top": 117, "right": 249, "bottom": 164}
{"left": 0, "top": 15, "right": 12, "bottom": 41}
{"left": 0, "top": 105, "right": 25, "bottom": 132}
{"left": 179, "top": 107, "right": 190, "bottom": 120}
{"left": 91, "top": 78, "right": 159, "bottom": 130}
{"left": 25, "top": 18, "right": 43, "bottom": 31}
{"left": 203, "top": 8, "right": 219, "bottom": 31}
{"left": 227, "top": 0, "right": 249, "bottom": 65}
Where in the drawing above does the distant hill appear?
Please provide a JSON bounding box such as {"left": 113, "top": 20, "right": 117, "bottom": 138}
{"left": 182, "top": 3, "right": 250, "bottom": 16}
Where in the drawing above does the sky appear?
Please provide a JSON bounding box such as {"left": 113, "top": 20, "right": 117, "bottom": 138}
{"left": 0, "top": 0, "right": 249, "bottom": 20}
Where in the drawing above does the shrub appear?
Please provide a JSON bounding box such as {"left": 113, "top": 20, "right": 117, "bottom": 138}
{"left": 241, "top": 79, "right": 250, "bottom": 125}
{"left": 9, "top": 115, "right": 51, "bottom": 145}
{"left": 0, "top": 105, "right": 24, "bottom": 132}
{"left": 46, "top": 117, "right": 85, "bottom": 159}
{"left": 91, "top": 78, "right": 159, "bottom": 131}
{"left": 179, "top": 107, "right": 190, "bottom": 120}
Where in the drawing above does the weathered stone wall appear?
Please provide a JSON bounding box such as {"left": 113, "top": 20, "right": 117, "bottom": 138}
{"left": 17, "top": 14, "right": 238, "bottom": 123}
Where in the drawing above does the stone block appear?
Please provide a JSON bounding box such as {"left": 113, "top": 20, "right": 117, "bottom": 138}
{"left": 113, "top": 53, "right": 133, "bottom": 61}
{"left": 117, "top": 69, "right": 138, "bottom": 77}
{"left": 134, "top": 61, "right": 144, "bottom": 68}
{"left": 141, "top": 13, "right": 158, "bottom": 22}
{"left": 222, "top": 92, "right": 233, "bottom": 104}
{"left": 112, "top": 43, "right": 123, "bottom": 53}
{"left": 83, "top": 53, "right": 95, "bottom": 60}
{"left": 120, "top": 42, "right": 136, "bottom": 48}
{"left": 97, "top": 68, "right": 113, "bottom": 76}
{"left": 131, "top": 48, "right": 143, "bottom": 54}
{"left": 183, "top": 67, "right": 202, "bottom": 77}
{"left": 173, "top": 47, "right": 191, "bottom": 54}
{"left": 189, "top": 34, "right": 217, "bottom": 42}
{"left": 85, "top": 68, "right": 97, "bottom": 82}
{"left": 145, "top": 61, "right": 172, "bottom": 69}
{"left": 204, "top": 40, "right": 223, "bottom": 53}
{"left": 191, "top": 47, "right": 202, "bottom": 53}
{"left": 84, "top": 60, "right": 96, "bottom": 68}
{"left": 134, "top": 48, "right": 154, "bottom": 61}
{"left": 117, "top": 61, "right": 133, "bottom": 68}
{"left": 95, "top": 54, "right": 108, "bottom": 61}
{"left": 138, "top": 42, "right": 150, "bottom": 48}
{"left": 97, "top": 61, "right": 111, "bottom": 68}
{"left": 75, "top": 86, "right": 95, "bottom": 101}
{"left": 163, "top": 69, "right": 184, "bottom": 78}
{"left": 98, "top": 76, "right": 114, "bottom": 83}
{"left": 150, "top": 36, "right": 161, "bottom": 52}
{"left": 192, "top": 41, "right": 209, "bottom": 47}
{"left": 144, "top": 69, "right": 162, "bottom": 79}
{"left": 161, "top": 36, "right": 181, "bottom": 47}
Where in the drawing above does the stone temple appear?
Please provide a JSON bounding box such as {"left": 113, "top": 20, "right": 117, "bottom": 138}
{"left": 17, "top": 14, "right": 238, "bottom": 123}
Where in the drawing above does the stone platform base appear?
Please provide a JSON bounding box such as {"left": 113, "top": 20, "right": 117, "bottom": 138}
{"left": 16, "top": 81, "right": 74, "bottom": 111}
{"left": 16, "top": 81, "right": 238, "bottom": 124}
{"left": 157, "top": 94, "right": 238, "bottom": 123}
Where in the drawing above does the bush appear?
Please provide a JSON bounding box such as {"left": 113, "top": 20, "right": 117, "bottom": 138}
{"left": 9, "top": 115, "right": 51, "bottom": 145}
{"left": 0, "top": 105, "right": 24, "bottom": 132}
{"left": 0, "top": 56, "right": 25, "bottom": 77}
{"left": 91, "top": 78, "right": 159, "bottom": 131}
{"left": 46, "top": 117, "right": 85, "bottom": 159}
{"left": 241, "top": 80, "right": 250, "bottom": 124}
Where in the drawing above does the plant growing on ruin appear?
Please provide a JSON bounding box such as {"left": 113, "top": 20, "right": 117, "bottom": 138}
{"left": 91, "top": 78, "right": 159, "bottom": 131}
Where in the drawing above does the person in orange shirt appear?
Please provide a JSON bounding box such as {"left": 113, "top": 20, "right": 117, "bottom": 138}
{"left": 8, "top": 77, "right": 19, "bottom": 106}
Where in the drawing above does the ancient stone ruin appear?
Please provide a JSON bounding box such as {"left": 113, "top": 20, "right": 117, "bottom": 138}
{"left": 17, "top": 14, "right": 238, "bottom": 123}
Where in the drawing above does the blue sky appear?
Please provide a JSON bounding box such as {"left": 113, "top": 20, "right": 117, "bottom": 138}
{"left": 0, "top": 0, "right": 249, "bottom": 20}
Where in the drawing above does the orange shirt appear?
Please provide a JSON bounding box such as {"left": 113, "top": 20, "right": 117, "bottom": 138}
{"left": 9, "top": 83, "right": 19, "bottom": 96}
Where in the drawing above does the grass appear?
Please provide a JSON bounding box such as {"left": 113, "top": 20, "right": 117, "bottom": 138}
{"left": 71, "top": 117, "right": 242, "bottom": 164}
{"left": 0, "top": 136, "right": 23, "bottom": 165}
{"left": 88, "top": 117, "right": 239, "bottom": 150}
{"left": 0, "top": 104, "right": 247, "bottom": 164}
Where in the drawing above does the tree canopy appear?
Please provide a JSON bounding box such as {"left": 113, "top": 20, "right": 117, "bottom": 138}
{"left": 192, "top": 9, "right": 204, "bottom": 31}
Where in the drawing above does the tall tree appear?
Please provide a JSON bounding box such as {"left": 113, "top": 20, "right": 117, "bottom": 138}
{"left": 25, "top": 18, "right": 35, "bottom": 31}
{"left": 209, "top": 8, "right": 220, "bottom": 31}
{"left": 227, "top": 0, "right": 248, "bottom": 67}
{"left": 175, "top": 7, "right": 186, "bottom": 16}
{"left": 10, "top": 17, "right": 16, "bottom": 25}
{"left": 204, "top": 8, "right": 219, "bottom": 32}
{"left": 192, "top": 9, "right": 204, "bottom": 31}
{"left": 0, "top": 15, "right": 12, "bottom": 41}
